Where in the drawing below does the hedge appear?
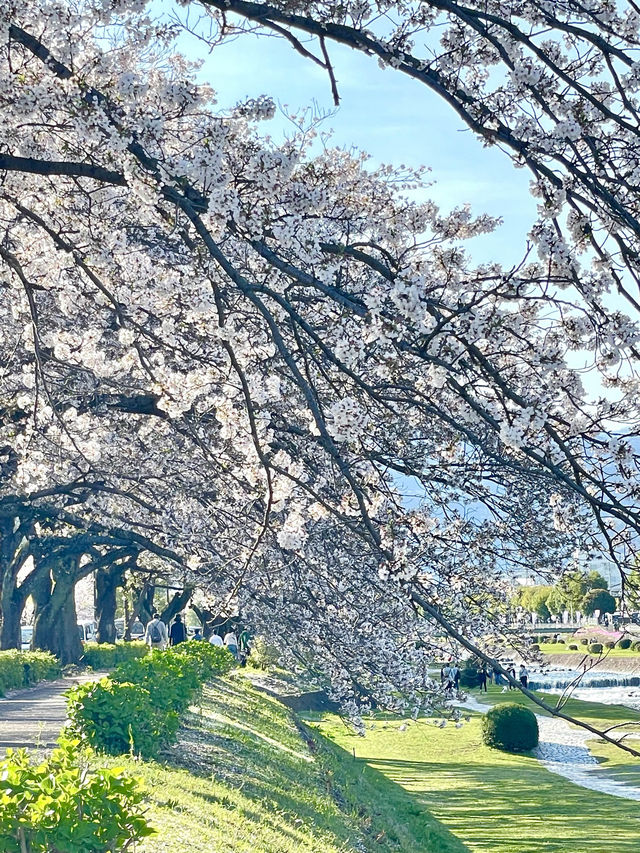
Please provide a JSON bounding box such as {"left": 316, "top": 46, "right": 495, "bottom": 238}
{"left": 0, "top": 650, "right": 60, "bottom": 696}
{"left": 82, "top": 642, "right": 148, "bottom": 670}
{"left": 66, "top": 641, "right": 235, "bottom": 757}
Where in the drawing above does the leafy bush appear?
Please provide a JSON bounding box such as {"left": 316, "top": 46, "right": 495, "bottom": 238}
{"left": 67, "top": 641, "right": 236, "bottom": 757}
{"left": 589, "top": 643, "right": 604, "bottom": 654}
{"left": 65, "top": 677, "right": 178, "bottom": 758}
{"left": 0, "top": 740, "right": 154, "bottom": 852}
{"left": 580, "top": 638, "right": 589, "bottom": 645}
{"left": 530, "top": 644, "right": 540, "bottom": 652}
{"left": 605, "top": 641, "right": 616, "bottom": 649}
{"left": 82, "top": 641, "right": 148, "bottom": 670}
{"left": 569, "top": 644, "right": 578, "bottom": 650}
{"left": 0, "top": 650, "right": 60, "bottom": 696}
{"left": 540, "top": 636, "right": 551, "bottom": 643}
{"left": 112, "top": 651, "right": 200, "bottom": 713}
{"left": 617, "top": 638, "right": 632, "bottom": 649}
{"left": 168, "top": 640, "right": 235, "bottom": 681}
{"left": 481, "top": 703, "right": 539, "bottom": 752}
{"left": 632, "top": 641, "right": 640, "bottom": 652}
{"left": 556, "top": 638, "right": 565, "bottom": 644}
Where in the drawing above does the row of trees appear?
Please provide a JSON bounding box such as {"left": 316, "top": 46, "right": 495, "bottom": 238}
{"left": 2, "top": 0, "right": 640, "bottom": 748}
{"left": 515, "top": 569, "right": 616, "bottom": 621}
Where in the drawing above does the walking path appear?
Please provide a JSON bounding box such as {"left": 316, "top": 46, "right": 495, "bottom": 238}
{"left": 462, "top": 694, "right": 640, "bottom": 801}
{"left": 0, "top": 672, "right": 105, "bottom": 754}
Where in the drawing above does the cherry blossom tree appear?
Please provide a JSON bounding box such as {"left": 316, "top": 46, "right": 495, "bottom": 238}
{"left": 2, "top": 0, "right": 640, "bottom": 752}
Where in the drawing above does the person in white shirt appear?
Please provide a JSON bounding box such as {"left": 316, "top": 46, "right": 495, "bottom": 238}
{"left": 223, "top": 630, "right": 239, "bottom": 659}
{"left": 144, "top": 613, "right": 168, "bottom": 650}
{"left": 519, "top": 664, "right": 529, "bottom": 689}
{"left": 209, "top": 633, "right": 224, "bottom": 647}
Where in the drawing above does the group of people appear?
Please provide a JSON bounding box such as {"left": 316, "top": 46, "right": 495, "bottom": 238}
{"left": 492, "top": 663, "right": 528, "bottom": 690}
{"left": 440, "top": 662, "right": 461, "bottom": 691}
{"left": 439, "top": 659, "right": 530, "bottom": 694}
{"left": 144, "top": 613, "right": 250, "bottom": 664}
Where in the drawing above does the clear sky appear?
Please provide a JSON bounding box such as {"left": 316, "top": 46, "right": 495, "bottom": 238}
{"left": 182, "top": 18, "right": 537, "bottom": 269}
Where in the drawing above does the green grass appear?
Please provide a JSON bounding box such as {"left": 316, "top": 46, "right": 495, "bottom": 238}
{"left": 474, "top": 683, "right": 640, "bottom": 727}
{"left": 100, "top": 675, "right": 464, "bottom": 853}
{"left": 469, "top": 683, "right": 640, "bottom": 784}
{"left": 313, "top": 712, "right": 640, "bottom": 853}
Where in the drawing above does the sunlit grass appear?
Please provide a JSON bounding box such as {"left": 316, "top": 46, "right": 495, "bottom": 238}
{"left": 313, "top": 712, "right": 640, "bottom": 853}
{"left": 100, "top": 675, "right": 465, "bottom": 853}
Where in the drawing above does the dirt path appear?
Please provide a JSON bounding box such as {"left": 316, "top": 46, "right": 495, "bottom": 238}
{"left": 0, "top": 672, "right": 105, "bottom": 753}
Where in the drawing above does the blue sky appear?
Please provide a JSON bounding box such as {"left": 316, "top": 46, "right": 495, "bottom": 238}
{"left": 184, "top": 21, "right": 536, "bottom": 268}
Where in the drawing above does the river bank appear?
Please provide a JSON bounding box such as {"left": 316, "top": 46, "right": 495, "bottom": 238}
{"left": 543, "top": 653, "right": 640, "bottom": 674}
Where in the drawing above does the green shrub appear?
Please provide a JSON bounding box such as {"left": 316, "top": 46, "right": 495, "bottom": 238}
{"left": 605, "top": 641, "right": 616, "bottom": 649}
{"left": 112, "top": 651, "right": 201, "bottom": 713}
{"left": 530, "top": 643, "right": 540, "bottom": 652}
{"left": 541, "top": 635, "right": 551, "bottom": 643}
{"left": 168, "top": 640, "right": 235, "bottom": 681}
{"left": 580, "top": 638, "right": 589, "bottom": 645}
{"left": 617, "top": 638, "right": 632, "bottom": 649}
{"left": 569, "top": 644, "right": 578, "bottom": 650}
{"left": 632, "top": 641, "right": 640, "bottom": 652}
{"left": 589, "top": 643, "right": 603, "bottom": 654}
{"left": 0, "top": 650, "right": 60, "bottom": 696}
{"left": 481, "top": 703, "right": 539, "bottom": 752}
{"left": 0, "top": 740, "right": 154, "bottom": 852}
{"left": 556, "top": 638, "right": 565, "bottom": 644}
{"left": 82, "top": 641, "right": 148, "bottom": 670}
{"left": 65, "top": 677, "right": 178, "bottom": 758}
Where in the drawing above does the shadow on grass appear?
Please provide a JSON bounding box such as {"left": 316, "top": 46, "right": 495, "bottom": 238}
{"left": 160, "top": 677, "right": 469, "bottom": 853}
{"left": 363, "top": 752, "right": 640, "bottom": 852}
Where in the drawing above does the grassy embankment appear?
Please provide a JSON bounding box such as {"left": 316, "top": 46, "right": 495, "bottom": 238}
{"left": 311, "top": 684, "right": 640, "bottom": 853}
{"left": 101, "top": 674, "right": 466, "bottom": 853}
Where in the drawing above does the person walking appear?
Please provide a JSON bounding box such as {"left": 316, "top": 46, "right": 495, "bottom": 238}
{"left": 479, "top": 666, "right": 488, "bottom": 692}
{"left": 144, "top": 612, "right": 168, "bottom": 651}
{"left": 209, "top": 632, "right": 224, "bottom": 647}
{"left": 507, "top": 663, "right": 516, "bottom": 689}
{"left": 519, "top": 664, "right": 529, "bottom": 689}
{"left": 223, "top": 628, "right": 239, "bottom": 659}
{"left": 169, "top": 613, "right": 187, "bottom": 646}
{"left": 193, "top": 627, "right": 204, "bottom": 640}
{"left": 452, "top": 663, "right": 461, "bottom": 691}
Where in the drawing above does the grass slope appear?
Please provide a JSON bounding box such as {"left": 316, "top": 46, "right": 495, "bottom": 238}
{"left": 314, "top": 700, "right": 640, "bottom": 853}
{"left": 103, "top": 675, "right": 465, "bottom": 853}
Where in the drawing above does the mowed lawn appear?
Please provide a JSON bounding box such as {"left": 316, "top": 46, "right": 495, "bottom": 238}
{"left": 314, "top": 699, "right": 640, "bottom": 853}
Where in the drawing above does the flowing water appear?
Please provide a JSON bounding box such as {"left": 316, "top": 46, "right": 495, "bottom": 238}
{"left": 528, "top": 669, "right": 640, "bottom": 710}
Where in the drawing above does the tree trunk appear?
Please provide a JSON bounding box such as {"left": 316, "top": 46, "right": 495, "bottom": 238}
{"left": 0, "top": 516, "right": 31, "bottom": 650}
{"left": 160, "top": 586, "right": 194, "bottom": 625}
{"left": 95, "top": 563, "right": 124, "bottom": 644}
{"left": 32, "top": 555, "right": 83, "bottom": 665}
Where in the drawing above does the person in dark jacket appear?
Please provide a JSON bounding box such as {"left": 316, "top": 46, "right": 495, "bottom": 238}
{"left": 169, "top": 613, "right": 187, "bottom": 646}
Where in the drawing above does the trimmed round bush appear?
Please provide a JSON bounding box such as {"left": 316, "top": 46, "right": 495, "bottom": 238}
{"left": 556, "top": 638, "right": 565, "bottom": 644}
{"left": 569, "top": 644, "right": 578, "bottom": 650}
{"left": 617, "top": 638, "right": 632, "bottom": 650}
{"left": 605, "top": 641, "right": 616, "bottom": 649}
{"left": 541, "top": 636, "right": 551, "bottom": 643}
{"left": 580, "top": 638, "right": 589, "bottom": 646}
{"left": 632, "top": 641, "right": 640, "bottom": 652}
{"left": 530, "top": 644, "right": 540, "bottom": 652}
{"left": 481, "top": 703, "right": 539, "bottom": 752}
{"left": 589, "top": 643, "right": 603, "bottom": 654}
